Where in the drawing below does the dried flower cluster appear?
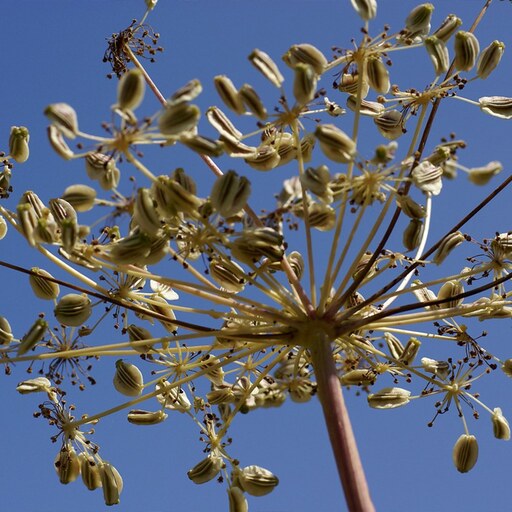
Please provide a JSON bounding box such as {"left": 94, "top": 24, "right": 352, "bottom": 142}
{"left": 0, "top": 0, "right": 511, "bottom": 510}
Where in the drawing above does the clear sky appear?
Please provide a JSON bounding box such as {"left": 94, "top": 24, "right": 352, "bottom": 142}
{"left": 1, "top": 1, "right": 511, "bottom": 511}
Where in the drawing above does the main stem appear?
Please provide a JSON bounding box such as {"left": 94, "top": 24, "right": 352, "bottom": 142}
{"left": 309, "top": 332, "right": 375, "bottom": 512}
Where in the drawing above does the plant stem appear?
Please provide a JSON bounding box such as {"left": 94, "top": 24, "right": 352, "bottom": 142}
{"left": 309, "top": 331, "right": 375, "bottom": 512}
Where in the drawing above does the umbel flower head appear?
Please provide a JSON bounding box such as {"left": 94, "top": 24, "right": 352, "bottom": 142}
{"left": 0, "top": 0, "right": 511, "bottom": 510}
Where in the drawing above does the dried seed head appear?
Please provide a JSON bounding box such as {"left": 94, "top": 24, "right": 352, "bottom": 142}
{"left": 47, "top": 125, "right": 75, "bottom": 160}
{"left": 117, "top": 68, "right": 145, "bottom": 111}
{"left": 238, "top": 465, "right": 279, "bottom": 497}
{"left": 187, "top": 454, "right": 224, "bottom": 484}
{"left": 433, "top": 231, "right": 465, "bottom": 264}
{"left": 127, "top": 409, "right": 168, "bottom": 425}
{"left": 16, "top": 376, "right": 52, "bottom": 394}
{"left": 54, "top": 445, "right": 81, "bottom": 485}
{"left": 454, "top": 31, "right": 480, "bottom": 72}
{"left": 158, "top": 103, "right": 201, "bottom": 136}
{"left": 315, "top": 124, "right": 356, "bottom": 163}
{"left": 346, "top": 96, "right": 385, "bottom": 117}
{"left": 79, "top": 454, "right": 103, "bottom": 491}
{"left": 425, "top": 36, "right": 450, "bottom": 75}
{"left": 282, "top": 43, "right": 327, "bottom": 74}
{"left": 467, "top": 161, "right": 502, "bottom": 185}
{"left": 477, "top": 41, "right": 505, "bottom": 79}
{"left": 99, "top": 462, "right": 123, "bottom": 506}
{"left": 293, "top": 63, "right": 318, "bottom": 105}
{"left": 404, "top": 3, "right": 434, "bottom": 39}
{"left": 366, "top": 57, "right": 390, "bottom": 94}
{"left": 239, "top": 84, "right": 267, "bottom": 120}
{"left": 155, "top": 380, "right": 192, "bottom": 411}
{"left": 18, "top": 318, "right": 48, "bottom": 356}
{"left": 350, "top": 0, "right": 377, "bottom": 21}
{"left": 403, "top": 219, "right": 424, "bottom": 251}
{"left": 432, "top": 14, "right": 462, "bottom": 42}
{"left": 0, "top": 315, "right": 13, "bottom": 346}
{"left": 113, "top": 359, "right": 144, "bottom": 397}
{"left": 227, "top": 486, "right": 248, "bottom": 512}
{"left": 491, "top": 408, "right": 511, "bottom": 440}
{"left": 210, "top": 170, "right": 251, "bottom": 217}
{"left": 248, "top": 49, "right": 284, "bottom": 88}
{"left": 9, "top": 126, "right": 30, "bottom": 163}
{"left": 411, "top": 161, "right": 443, "bottom": 195}
{"left": 453, "top": 434, "right": 478, "bottom": 473}
{"left": 231, "top": 227, "right": 284, "bottom": 264}
{"left": 367, "top": 387, "right": 411, "bottom": 409}
{"left": 374, "top": 110, "right": 405, "bottom": 140}
{"left": 29, "top": 267, "right": 60, "bottom": 300}
{"left": 209, "top": 258, "right": 246, "bottom": 293}
{"left": 479, "top": 96, "right": 512, "bottom": 120}
{"left": 214, "top": 75, "right": 245, "bottom": 114}
{"left": 54, "top": 294, "right": 92, "bottom": 327}
{"left": 438, "top": 280, "right": 464, "bottom": 309}
{"left": 44, "top": 103, "right": 79, "bottom": 139}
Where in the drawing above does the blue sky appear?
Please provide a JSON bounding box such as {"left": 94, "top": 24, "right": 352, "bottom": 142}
{"left": 1, "top": 1, "right": 511, "bottom": 511}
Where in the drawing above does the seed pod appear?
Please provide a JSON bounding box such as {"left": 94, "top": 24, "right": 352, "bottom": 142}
{"left": 127, "top": 409, "right": 168, "bottom": 425}
{"left": 296, "top": 202, "right": 336, "bottom": 231}
{"left": 99, "top": 462, "right": 123, "bottom": 506}
{"left": 350, "top": 0, "right": 377, "bottom": 21}
{"left": 425, "top": 36, "right": 449, "bottom": 75}
{"left": 502, "top": 359, "right": 512, "bottom": 377}
{"left": 61, "top": 184, "right": 96, "bottom": 212}
{"left": 454, "top": 31, "right": 480, "bottom": 72}
{"left": 367, "top": 387, "right": 411, "bottom": 409}
{"left": 432, "top": 14, "right": 462, "bottom": 42}
{"left": 206, "top": 386, "right": 236, "bottom": 405}
{"left": 155, "top": 380, "right": 191, "bottom": 411}
{"left": 168, "top": 79, "right": 203, "bottom": 105}
{"left": 346, "top": 96, "right": 385, "bottom": 117}
{"left": 374, "top": 110, "right": 405, "bottom": 140}
{"left": 159, "top": 103, "right": 200, "bottom": 136}
{"left": 29, "top": 267, "right": 60, "bottom": 300}
{"left": 411, "top": 161, "right": 443, "bottom": 195}
{"left": 491, "top": 408, "right": 511, "bottom": 440}
{"left": 18, "top": 318, "right": 47, "bottom": 356}
{"left": 289, "top": 379, "right": 316, "bottom": 403}
{"left": 187, "top": 454, "right": 223, "bottom": 484}
{"left": 44, "top": 103, "right": 79, "bottom": 138}
{"left": 492, "top": 232, "right": 512, "bottom": 259}
{"left": 54, "top": 294, "right": 91, "bottom": 327}
{"left": 113, "top": 359, "right": 144, "bottom": 397}
{"left": 404, "top": 3, "right": 434, "bottom": 39}
{"left": 179, "top": 133, "right": 224, "bottom": 157}
{"left": 315, "top": 124, "right": 356, "bottom": 163}
{"left": 127, "top": 324, "right": 154, "bottom": 353}
{"left": 248, "top": 49, "right": 284, "bottom": 88}
{"left": 16, "top": 377, "right": 52, "bottom": 394}
{"left": 403, "top": 219, "right": 424, "bottom": 251}
{"left": 231, "top": 227, "right": 284, "bottom": 264}
{"left": 338, "top": 73, "right": 369, "bottom": 98}
{"left": 273, "top": 132, "right": 297, "bottom": 167}
{"left": 245, "top": 144, "right": 281, "bottom": 171}
{"left": 366, "top": 57, "right": 390, "bottom": 94}
{"left": 238, "top": 465, "right": 279, "bottom": 497}
{"left": 396, "top": 195, "right": 425, "bottom": 219}
{"left": 467, "top": 161, "right": 502, "bottom": 185}
{"left": 209, "top": 258, "right": 246, "bottom": 293}
{"left": 477, "top": 41, "right": 505, "bottom": 79}
{"left": 453, "top": 434, "right": 478, "bottom": 473}
{"left": 214, "top": 75, "right": 245, "bottom": 114}
{"left": 228, "top": 486, "right": 248, "bottom": 512}
{"left": 133, "top": 188, "right": 161, "bottom": 235}
{"left": 479, "top": 96, "right": 512, "bottom": 119}
{"left": 0, "top": 315, "right": 13, "bottom": 346}
{"left": 117, "top": 68, "right": 145, "bottom": 111}
{"left": 438, "top": 280, "right": 464, "bottom": 309}
{"left": 340, "top": 368, "right": 376, "bottom": 386}
{"left": 384, "top": 332, "right": 404, "bottom": 359}
{"left": 421, "top": 357, "right": 450, "bottom": 380}
{"left": 34, "top": 213, "right": 58, "bottom": 245}
{"left": 433, "top": 231, "right": 465, "bottom": 264}
{"left": 54, "top": 445, "right": 81, "bottom": 485}
{"left": 47, "top": 125, "right": 74, "bottom": 160}
{"left": 9, "top": 126, "right": 30, "bottom": 163}
{"left": 293, "top": 63, "right": 317, "bottom": 105}
{"left": 239, "top": 84, "right": 267, "bottom": 120}
{"left": 79, "top": 454, "right": 103, "bottom": 491}
{"left": 399, "top": 337, "right": 421, "bottom": 365}
{"left": 147, "top": 294, "right": 177, "bottom": 335}
{"left": 206, "top": 106, "right": 243, "bottom": 139}
{"left": 108, "top": 231, "right": 153, "bottom": 265}
{"left": 47, "top": 199, "right": 76, "bottom": 228}
{"left": 282, "top": 43, "right": 327, "bottom": 74}
{"left": 301, "top": 165, "right": 331, "bottom": 202}
{"left": 210, "top": 170, "right": 251, "bottom": 217}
